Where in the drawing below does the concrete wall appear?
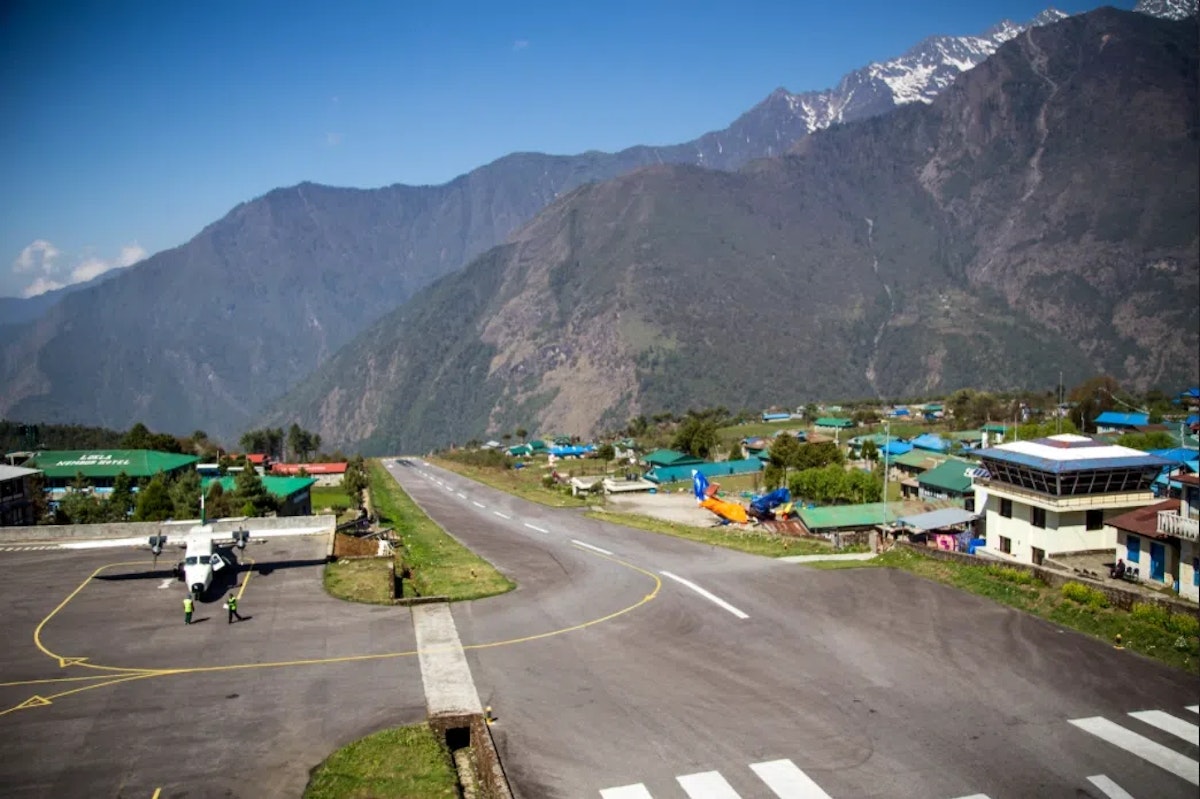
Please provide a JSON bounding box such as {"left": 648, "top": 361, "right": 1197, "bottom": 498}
{"left": 981, "top": 492, "right": 1122, "bottom": 564}
{"left": 1182, "top": 539, "right": 1199, "bottom": 603}
{"left": 895, "top": 541, "right": 1200, "bottom": 616}
{"left": 0, "top": 514, "right": 336, "bottom": 544}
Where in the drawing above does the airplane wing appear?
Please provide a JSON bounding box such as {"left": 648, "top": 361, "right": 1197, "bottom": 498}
{"left": 55, "top": 520, "right": 333, "bottom": 551}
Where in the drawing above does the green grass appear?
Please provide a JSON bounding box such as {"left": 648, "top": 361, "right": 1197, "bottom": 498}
{"left": 369, "top": 459, "right": 515, "bottom": 601}
{"left": 586, "top": 509, "right": 837, "bottom": 557}
{"left": 323, "top": 558, "right": 393, "bottom": 604}
{"left": 821, "top": 548, "right": 1200, "bottom": 671}
{"left": 431, "top": 454, "right": 595, "bottom": 508}
{"left": 312, "top": 485, "right": 354, "bottom": 513}
{"left": 303, "top": 722, "right": 459, "bottom": 799}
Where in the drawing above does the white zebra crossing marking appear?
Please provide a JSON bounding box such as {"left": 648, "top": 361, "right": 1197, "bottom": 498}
{"left": 1186, "top": 705, "right": 1198, "bottom": 714}
{"left": 1086, "top": 775, "right": 1136, "bottom": 799}
{"left": 1128, "top": 709, "right": 1200, "bottom": 746}
{"left": 600, "top": 785, "right": 653, "bottom": 799}
{"left": 749, "top": 759, "right": 833, "bottom": 798}
{"left": 1070, "top": 716, "right": 1199, "bottom": 785}
{"left": 677, "top": 770, "right": 741, "bottom": 798}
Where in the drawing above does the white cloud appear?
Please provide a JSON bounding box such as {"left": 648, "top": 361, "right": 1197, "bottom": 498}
{"left": 14, "top": 239, "right": 60, "bottom": 273}
{"left": 21, "top": 276, "right": 65, "bottom": 298}
{"left": 512, "top": 39, "right": 529, "bottom": 51}
{"left": 12, "top": 239, "right": 147, "bottom": 298}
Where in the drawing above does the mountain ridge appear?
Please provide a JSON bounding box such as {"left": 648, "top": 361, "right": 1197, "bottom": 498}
{"left": 261, "top": 7, "right": 1199, "bottom": 454}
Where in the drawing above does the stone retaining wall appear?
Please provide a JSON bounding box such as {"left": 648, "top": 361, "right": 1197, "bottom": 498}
{"left": 894, "top": 541, "right": 1200, "bottom": 618}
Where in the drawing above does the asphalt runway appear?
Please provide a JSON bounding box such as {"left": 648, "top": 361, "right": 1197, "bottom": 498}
{"left": 388, "top": 459, "right": 1200, "bottom": 799}
{"left": 0, "top": 536, "right": 427, "bottom": 799}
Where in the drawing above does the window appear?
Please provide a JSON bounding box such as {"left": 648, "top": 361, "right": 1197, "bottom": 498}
{"left": 1086, "top": 510, "right": 1104, "bottom": 531}
{"left": 1000, "top": 536, "right": 1012, "bottom": 554}
{"left": 1031, "top": 547, "right": 1045, "bottom": 566}
{"left": 1000, "top": 498, "right": 1013, "bottom": 518}
{"left": 1127, "top": 535, "right": 1140, "bottom": 564}
{"left": 1032, "top": 507, "right": 1046, "bottom": 529}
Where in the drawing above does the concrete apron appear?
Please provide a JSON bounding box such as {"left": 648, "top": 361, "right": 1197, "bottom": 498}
{"left": 412, "top": 603, "right": 513, "bottom": 799}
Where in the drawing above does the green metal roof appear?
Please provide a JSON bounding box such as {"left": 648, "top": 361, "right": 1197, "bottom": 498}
{"left": 815, "top": 417, "right": 855, "bottom": 428}
{"left": 799, "top": 498, "right": 965, "bottom": 530}
{"left": 946, "top": 429, "right": 985, "bottom": 441}
{"left": 202, "top": 475, "right": 315, "bottom": 500}
{"left": 849, "top": 433, "right": 890, "bottom": 447}
{"left": 982, "top": 423, "right": 1008, "bottom": 433}
{"left": 892, "top": 450, "right": 944, "bottom": 470}
{"left": 642, "top": 449, "right": 705, "bottom": 468}
{"left": 26, "top": 449, "right": 199, "bottom": 479}
{"left": 646, "top": 459, "right": 763, "bottom": 484}
{"left": 917, "top": 458, "right": 975, "bottom": 494}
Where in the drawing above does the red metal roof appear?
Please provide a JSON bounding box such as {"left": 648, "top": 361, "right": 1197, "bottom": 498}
{"left": 1177, "top": 473, "right": 1200, "bottom": 487}
{"left": 1106, "top": 499, "right": 1180, "bottom": 539}
{"left": 271, "top": 462, "right": 347, "bottom": 475}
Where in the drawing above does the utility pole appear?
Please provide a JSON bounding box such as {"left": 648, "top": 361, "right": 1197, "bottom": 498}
{"left": 882, "top": 419, "right": 891, "bottom": 528}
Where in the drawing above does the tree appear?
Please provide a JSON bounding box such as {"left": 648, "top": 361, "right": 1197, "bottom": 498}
{"left": 1116, "top": 431, "right": 1175, "bottom": 451}
{"left": 343, "top": 455, "right": 369, "bottom": 509}
{"left": 26, "top": 471, "right": 49, "bottom": 524}
{"left": 122, "top": 422, "right": 154, "bottom": 450}
{"left": 767, "top": 434, "right": 804, "bottom": 486}
{"left": 134, "top": 474, "right": 174, "bottom": 521}
{"left": 1068, "top": 375, "right": 1122, "bottom": 433}
{"left": 58, "top": 472, "right": 103, "bottom": 524}
{"left": 108, "top": 471, "right": 136, "bottom": 521}
{"left": 233, "top": 467, "right": 275, "bottom": 516}
{"left": 861, "top": 440, "right": 879, "bottom": 464}
{"left": 515, "top": 428, "right": 528, "bottom": 442}
{"left": 672, "top": 414, "right": 719, "bottom": 459}
{"left": 795, "top": 441, "right": 843, "bottom": 471}
{"left": 595, "top": 443, "right": 615, "bottom": 474}
{"left": 205, "top": 481, "right": 237, "bottom": 520}
{"left": 169, "top": 468, "right": 201, "bottom": 520}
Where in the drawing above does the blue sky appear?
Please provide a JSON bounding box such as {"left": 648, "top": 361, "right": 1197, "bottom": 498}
{"left": 1, "top": 0, "right": 1128, "bottom": 298}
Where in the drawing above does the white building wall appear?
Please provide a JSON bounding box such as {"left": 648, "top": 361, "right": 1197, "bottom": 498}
{"left": 1180, "top": 538, "right": 1199, "bottom": 603}
{"left": 977, "top": 486, "right": 1136, "bottom": 566}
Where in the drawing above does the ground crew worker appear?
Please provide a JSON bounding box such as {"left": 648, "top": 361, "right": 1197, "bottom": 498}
{"left": 183, "top": 595, "right": 194, "bottom": 625}
{"left": 226, "top": 592, "right": 243, "bottom": 624}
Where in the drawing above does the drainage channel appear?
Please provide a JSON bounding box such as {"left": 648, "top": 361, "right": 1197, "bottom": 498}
{"left": 412, "top": 602, "right": 513, "bottom": 799}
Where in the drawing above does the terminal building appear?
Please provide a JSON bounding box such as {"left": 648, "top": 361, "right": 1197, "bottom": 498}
{"left": 973, "top": 434, "right": 1168, "bottom": 566}
{"left": 0, "top": 465, "right": 39, "bottom": 527}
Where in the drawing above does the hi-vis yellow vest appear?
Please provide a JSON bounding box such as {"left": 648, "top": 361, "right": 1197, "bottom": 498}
{"left": 183, "top": 598, "right": 194, "bottom": 611}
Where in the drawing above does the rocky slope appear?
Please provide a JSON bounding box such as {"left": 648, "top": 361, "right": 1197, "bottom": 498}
{"left": 0, "top": 8, "right": 1081, "bottom": 438}
{"left": 262, "top": 8, "right": 1199, "bottom": 454}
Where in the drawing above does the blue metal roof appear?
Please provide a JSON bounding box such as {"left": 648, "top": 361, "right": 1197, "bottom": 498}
{"left": 1094, "top": 411, "right": 1149, "bottom": 427}
{"left": 911, "top": 433, "right": 950, "bottom": 453}
{"left": 1187, "top": 413, "right": 1199, "bottom": 426}
{"left": 977, "top": 446, "right": 1170, "bottom": 474}
{"left": 1150, "top": 447, "right": 1200, "bottom": 465}
{"left": 882, "top": 441, "right": 913, "bottom": 457}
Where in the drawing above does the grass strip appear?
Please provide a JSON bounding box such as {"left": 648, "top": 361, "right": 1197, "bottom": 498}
{"left": 311, "top": 485, "right": 354, "bottom": 513}
{"left": 303, "top": 722, "right": 459, "bottom": 799}
{"left": 585, "top": 509, "right": 837, "bottom": 557}
{"left": 810, "top": 548, "right": 1200, "bottom": 672}
{"left": 369, "top": 459, "right": 514, "bottom": 601}
{"left": 430, "top": 455, "right": 593, "bottom": 508}
{"left": 323, "top": 558, "right": 394, "bottom": 604}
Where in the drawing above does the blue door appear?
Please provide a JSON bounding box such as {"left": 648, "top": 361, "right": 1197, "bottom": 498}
{"left": 1149, "top": 542, "right": 1165, "bottom": 582}
{"left": 1127, "top": 535, "right": 1140, "bottom": 564}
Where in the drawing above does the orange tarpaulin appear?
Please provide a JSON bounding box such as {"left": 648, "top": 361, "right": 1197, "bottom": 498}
{"left": 700, "top": 496, "right": 749, "bottom": 525}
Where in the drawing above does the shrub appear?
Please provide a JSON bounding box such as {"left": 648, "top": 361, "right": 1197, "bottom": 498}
{"left": 986, "top": 565, "right": 1037, "bottom": 585}
{"left": 1061, "top": 581, "right": 1109, "bottom": 608}
{"left": 1130, "top": 602, "right": 1169, "bottom": 627}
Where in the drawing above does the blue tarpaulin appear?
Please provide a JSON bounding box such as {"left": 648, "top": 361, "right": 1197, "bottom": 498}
{"left": 910, "top": 434, "right": 949, "bottom": 453}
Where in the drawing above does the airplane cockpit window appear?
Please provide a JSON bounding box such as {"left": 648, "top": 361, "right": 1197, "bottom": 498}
{"left": 185, "top": 556, "right": 198, "bottom": 565}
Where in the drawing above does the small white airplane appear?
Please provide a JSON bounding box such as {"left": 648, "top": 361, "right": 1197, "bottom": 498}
{"left": 145, "top": 494, "right": 327, "bottom": 600}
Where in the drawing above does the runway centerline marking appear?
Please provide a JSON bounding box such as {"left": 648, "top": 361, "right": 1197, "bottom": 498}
{"left": 571, "top": 539, "right": 612, "bottom": 556}
{"left": 524, "top": 523, "right": 548, "bottom": 534}
{"left": 660, "top": 571, "right": 749, "bottom": 619}
{"left": 493, "top": 511, "right": 511, "bottom": 520}
{"left": 472, "top": 501, "right": 486, "bottom": 508}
